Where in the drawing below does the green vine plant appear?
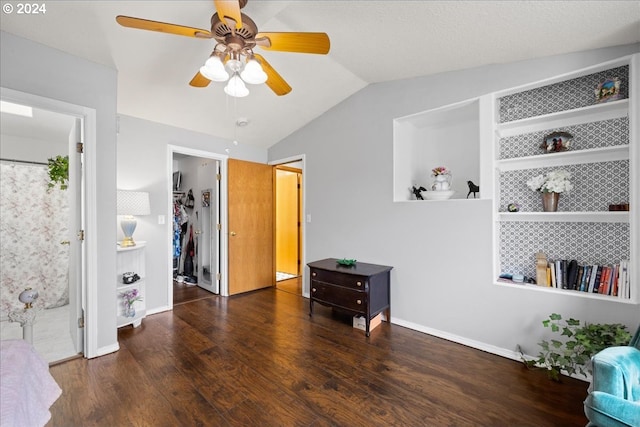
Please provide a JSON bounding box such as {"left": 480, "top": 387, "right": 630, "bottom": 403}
{"left": 523, "top": 313, "right": 631, "bottom": 381}
{"left": 47, "top": 155, "right": 69, "bottom": 191}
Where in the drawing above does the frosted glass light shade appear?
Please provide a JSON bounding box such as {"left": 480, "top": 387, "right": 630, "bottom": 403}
{"left": 240, "top": 59, "right": 267, "bottom": 84}
{"left": 200, "top": 55, "right": 229, "bottom": 82}
{"left": 224, "top": 75, "right": 249, "bottom": 97}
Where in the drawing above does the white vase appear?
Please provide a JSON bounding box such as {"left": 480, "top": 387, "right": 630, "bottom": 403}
{"left": 432, "top": 174, "right": 451, "bottom": 191}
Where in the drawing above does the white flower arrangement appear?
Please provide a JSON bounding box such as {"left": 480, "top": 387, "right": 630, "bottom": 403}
{"left": 526, "top": 169, "right": 573, "bottom": 194}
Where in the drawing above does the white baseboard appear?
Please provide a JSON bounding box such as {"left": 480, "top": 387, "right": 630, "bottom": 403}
{"left": 146, "top": 305, "right": 172, "bottom": 316}
{"left": 93, "top": 342, "right": 119, "bottom": 358}
{"left": 390, "top": 316, "right": 590, "bottom": 383}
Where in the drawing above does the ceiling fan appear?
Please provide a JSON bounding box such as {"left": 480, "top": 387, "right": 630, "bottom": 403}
{"left": 116, "top": 0, "right": 330, "bottom": 97}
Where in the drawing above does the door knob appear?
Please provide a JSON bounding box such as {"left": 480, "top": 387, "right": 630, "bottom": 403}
{"left": 230, "top": 231, "right": 237, "bottom": 236}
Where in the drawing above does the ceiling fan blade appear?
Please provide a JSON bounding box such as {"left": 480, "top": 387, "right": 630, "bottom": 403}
{"left": 213, "top": 0, "right": 243, "bottom": 29}
{"left": 189, "top": 72, "right": 212, "bottom": 88}
{"left": 254, "top": 54, "right": 292, "bottom": 96}
{"left": 255, "top": 32, "right": 330, "bottom": 54}
{"left": 116, "top": 16, "right": 212, "bottom": 38}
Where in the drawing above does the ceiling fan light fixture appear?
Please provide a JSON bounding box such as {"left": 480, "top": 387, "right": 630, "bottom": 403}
{"left": 240, "top": 58, "right": 267, "bottom": 85}
{"left": 224, "top": 74, "right": 249, "bottom": 98}
{"left": 201, "top": 55, "right": 229, "bottom": 82}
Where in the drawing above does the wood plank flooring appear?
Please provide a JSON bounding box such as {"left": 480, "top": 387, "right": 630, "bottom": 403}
{"left": 48, "top": 288, "right": 589, "bottom": 426}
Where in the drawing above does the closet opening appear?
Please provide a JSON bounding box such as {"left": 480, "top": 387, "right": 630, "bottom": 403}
{"left": 170, "top": 149, "right": 225, "bottom": 306}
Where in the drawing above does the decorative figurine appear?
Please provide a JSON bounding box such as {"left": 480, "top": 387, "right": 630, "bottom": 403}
{"left": 411, "top": 185, "right": 427, "bottom": 200}
{"left": 541, "top": 131, "right": 573, "bottom": 153}
{"left": 467, "top": 181, "right": 480, "bottom": 198}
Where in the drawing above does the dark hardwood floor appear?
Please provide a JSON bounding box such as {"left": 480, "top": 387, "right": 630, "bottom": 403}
{"left": 276, "top": 276, "right": 302, "bottom": 295}
{"left": 48, "top": 288, "right": 589, "bottom": 426}
{"left": 173, "top": 280, "right": 217, "bottom": 305}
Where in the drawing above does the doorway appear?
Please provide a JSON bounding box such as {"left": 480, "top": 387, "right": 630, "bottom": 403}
{"left": 0, "top": 99, "right": 85, "bottom": 363}
{"left": 274, "top": 160, "right": 304, "bottom": 296}
{"left": 169, "top": 147, "right": 226, "bottom": 306}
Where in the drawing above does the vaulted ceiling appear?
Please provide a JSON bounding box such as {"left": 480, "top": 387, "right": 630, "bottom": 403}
{"left": 1, "top": 1, "right": 639, "bottom": 148}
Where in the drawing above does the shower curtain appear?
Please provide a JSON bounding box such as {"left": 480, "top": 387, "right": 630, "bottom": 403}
{"left": 0, "top": 162, "right": 70, "bottom": 320}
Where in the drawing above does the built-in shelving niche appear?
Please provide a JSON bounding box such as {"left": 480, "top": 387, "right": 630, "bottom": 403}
{"left": 393, "top": 97, "right": 490, "bottom": 202}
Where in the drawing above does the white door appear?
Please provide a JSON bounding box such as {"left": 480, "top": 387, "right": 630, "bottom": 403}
{"left": 197, "top": 160, "right": 221, "bottom": 294}
{"left": 67, "top": 118, "right": 84, "bottom": 353}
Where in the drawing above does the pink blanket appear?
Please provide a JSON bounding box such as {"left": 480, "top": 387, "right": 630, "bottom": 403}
{"left": 0, "top": 339, "right": 62, "bottom": 427}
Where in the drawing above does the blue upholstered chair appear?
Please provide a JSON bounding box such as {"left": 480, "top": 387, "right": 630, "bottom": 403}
{"left": 584, "top": 326, "right": 640, "bottom": 427}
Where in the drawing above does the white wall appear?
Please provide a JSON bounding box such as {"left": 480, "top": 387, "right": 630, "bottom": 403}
{"left": 1, "top": 31, "right": 118, "bottom": 356}
{"left": 116, "top": 114, "right": 266, "bottom": 312}
{"left": 0, "top": 134, "right": 68, "bottom": 163}
{"left": 268, "top": 44, "right": 640, "bottom": 361}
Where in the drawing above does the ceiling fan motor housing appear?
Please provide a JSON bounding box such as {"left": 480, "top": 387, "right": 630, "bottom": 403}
{"left": 211, "top": 13, "right": 258, "bottom": 46}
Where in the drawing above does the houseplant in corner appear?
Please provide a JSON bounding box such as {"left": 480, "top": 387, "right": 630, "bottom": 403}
{"left": 524, "top": 313, "right": 632, "bottom": 381}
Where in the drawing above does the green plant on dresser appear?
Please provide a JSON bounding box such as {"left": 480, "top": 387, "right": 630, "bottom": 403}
{"left": 526, "top": 313, "right": 632, "bottom": 381}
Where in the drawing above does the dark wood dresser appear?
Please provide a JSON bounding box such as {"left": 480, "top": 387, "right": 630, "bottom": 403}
{"left": 308, "top": 258, "right": 393, "bottom": 336}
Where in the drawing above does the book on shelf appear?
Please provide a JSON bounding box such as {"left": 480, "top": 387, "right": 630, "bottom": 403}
{"left": 535, "top": 260, "right": 630, "bottom": 300}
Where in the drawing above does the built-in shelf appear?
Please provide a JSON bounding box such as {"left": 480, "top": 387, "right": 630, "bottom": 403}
{"left": 497, "top": 211, "right": 629, "bottom": 223}
{"left": 497, "top": 99, "right": 628, "bottom": 137}
{"left": 494, "top": 281, "right": 637, "bottom": 304}
{"left": 492, "top": 54, "right": 637, "bottom": 303}
{"left": 497, "top": 145, "right": 629, "bottom": 171}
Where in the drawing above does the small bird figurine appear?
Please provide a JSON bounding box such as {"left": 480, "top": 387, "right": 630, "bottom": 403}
{"left": 467, "top": 181, "right": 480, "bottom": 198}
{"left": 411, "top": 185, "right": 427, "bottom": 200}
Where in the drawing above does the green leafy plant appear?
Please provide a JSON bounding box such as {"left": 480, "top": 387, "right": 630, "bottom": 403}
{"left": 47, "top": 155, "right": 69, "bottom": 191}
{"left": 525, "top": 313, "right": 631, "bottom": 381}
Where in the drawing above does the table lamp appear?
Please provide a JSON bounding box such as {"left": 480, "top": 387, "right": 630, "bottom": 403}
{"left": 117, "top": 190, "right": 150, "bottom": 247}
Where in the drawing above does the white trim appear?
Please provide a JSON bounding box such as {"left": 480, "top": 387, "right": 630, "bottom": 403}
{"left": 269, "top": 154, "right": 308, "bottom": 297}
{"left": 94, "top": 343, "right": 119, "bottom": 358}
{"left": 146, "top": 305, "right": 171, "bottom": 316}
{"left": 1, "top": 87, "right": 99, "bottom": 359}
{"left": 167, "top": 145, "right": 229, "bottom": 301}
{"left": 390, "top": 316, "right": 591, "bottom": 383}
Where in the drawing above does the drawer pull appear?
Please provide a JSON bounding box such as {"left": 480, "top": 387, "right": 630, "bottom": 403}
{"left": 356, "top": 299, "right": 362, "bottom": 305}
{"left": 312, "top": 272, "right": 316, "bottom": 277}
{"left": 356, "top": 281, "right": 362, "bottom": 287}
{"left": 312, "top": 288, "right": 316, "bottom": 293}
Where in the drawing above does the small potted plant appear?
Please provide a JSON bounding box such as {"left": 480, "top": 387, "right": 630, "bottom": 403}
{"left": 120, "top": 288, "right": 142, "bottom": 318}
{"left": 526, "top": 169, "right": 573, "bottom": 212}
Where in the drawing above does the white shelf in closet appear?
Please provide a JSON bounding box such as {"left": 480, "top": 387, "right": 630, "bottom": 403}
{"left": 116, "top": 242, "right": 146, "bottom": 328}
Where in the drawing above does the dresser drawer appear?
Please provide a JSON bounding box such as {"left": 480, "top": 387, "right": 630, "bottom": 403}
{"left": 311, "top": 282, "right": 367, "bottom": 313}
{"left": 310, "top": 268, "right": 367, "bottom": 290}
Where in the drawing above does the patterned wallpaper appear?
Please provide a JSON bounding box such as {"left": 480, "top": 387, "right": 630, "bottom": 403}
{"left": 496, "top": 64, "right": 631, "bottom": 282}
{"left": 499, "top": 160, "right": 629, "bottom": 212}
{"left": 498, "top": 66, "right": 629, "bottom": 123}
{"left": 499, "top": 116, "right": 629, "bottom": 160}
{"left": 499, "top": 222, "right": 630, "bottom": 279}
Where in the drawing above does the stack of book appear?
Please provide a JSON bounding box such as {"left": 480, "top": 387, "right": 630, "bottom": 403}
{"left": 545, "top": 260, "right": 631, "bottom": 299}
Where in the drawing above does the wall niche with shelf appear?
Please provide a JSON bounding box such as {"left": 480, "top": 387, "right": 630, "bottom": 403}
{"left": 492, "top": 54, "right": 637, "bottom": 303}
{"left": 393, "top": 97, "right": 487, "bottom": 201}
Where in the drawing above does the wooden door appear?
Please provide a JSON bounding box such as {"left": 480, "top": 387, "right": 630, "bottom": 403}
{"left": 276, "top": 168, "right": 300, "bottom": 275}
{"left": 228, "top": 159, "right": 274, "bottom": 295}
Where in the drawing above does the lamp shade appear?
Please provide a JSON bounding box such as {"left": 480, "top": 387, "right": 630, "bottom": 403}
{"left": 117, "top": 191, "right": 150, "bottom": 216}
{"left": 117, "top": 191, "right": 150, "bottom": 247}
{"left": 240, "top": 59, "right": 267, "bottom": 85}
{"left": 224, "top": 74, "right": 249, "bottom": 97}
